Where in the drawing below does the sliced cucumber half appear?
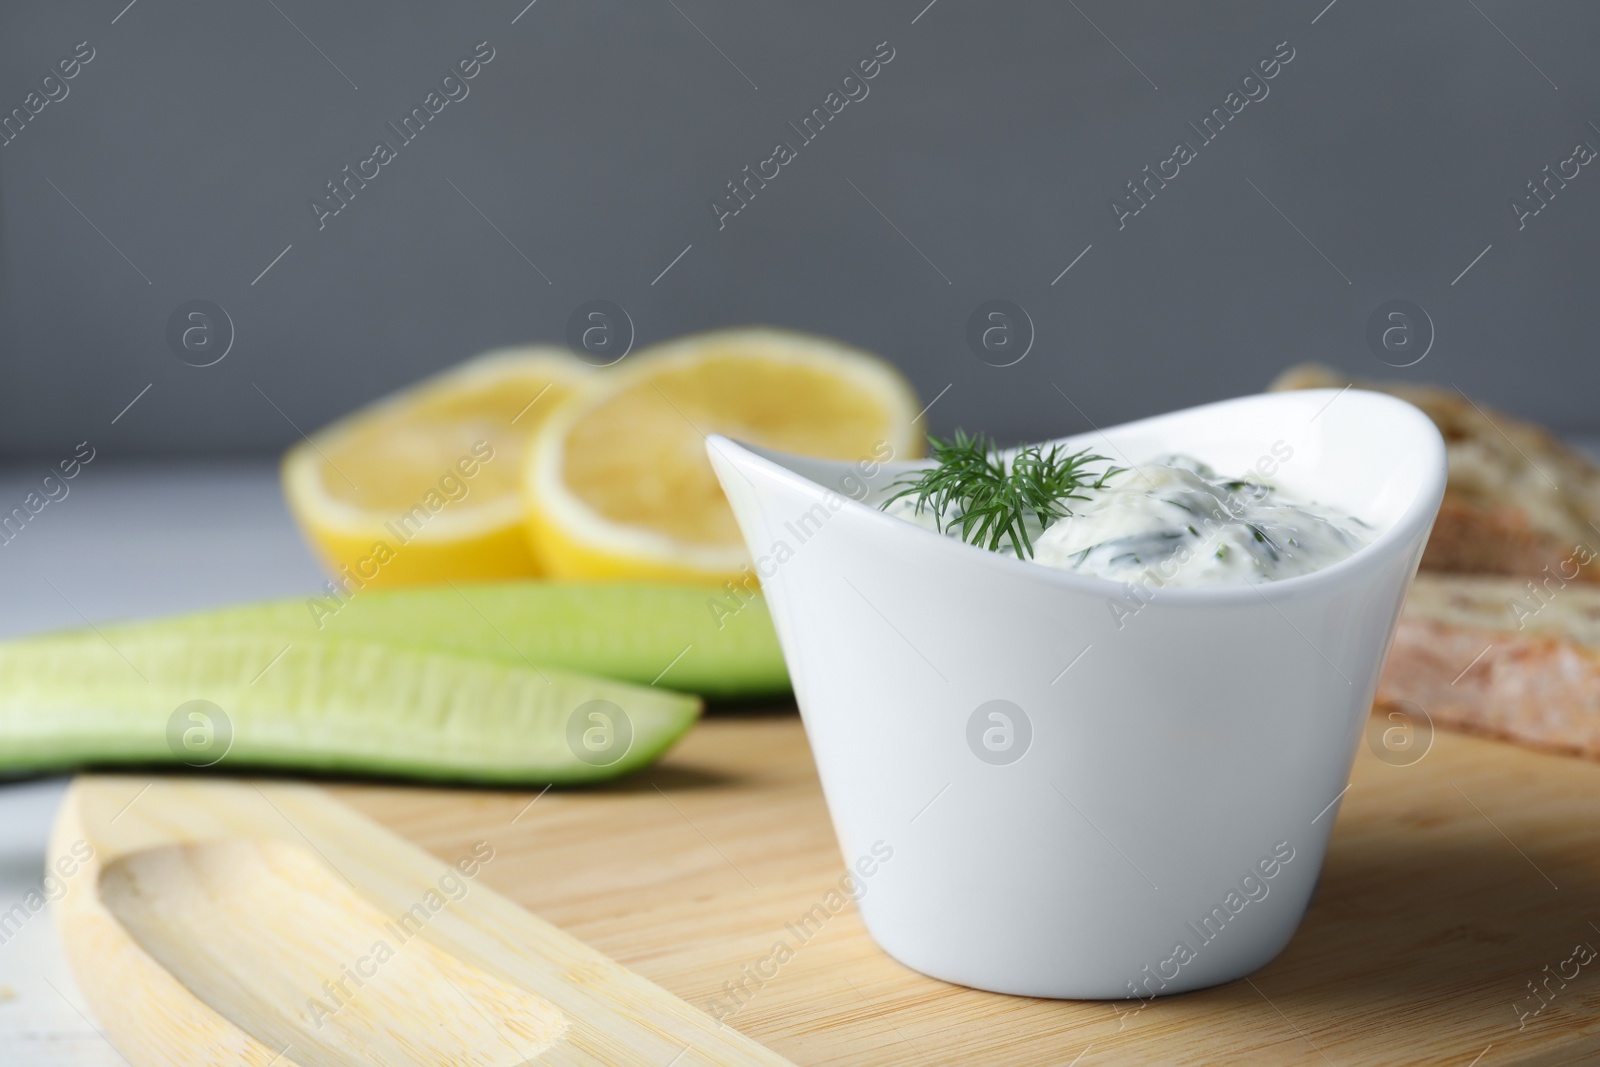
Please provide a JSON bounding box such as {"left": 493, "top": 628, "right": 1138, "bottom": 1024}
{"left": 0, "top": 632, "right": 699, "bottom": 784}
{"left": 104, "top": 582, "right": 788, "bottom": 700}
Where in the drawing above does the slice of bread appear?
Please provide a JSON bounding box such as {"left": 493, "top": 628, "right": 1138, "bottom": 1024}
{"left": 1379, "top": 573, "right": 1600, "bottom": 758}
{"left": 1270, "top": 364, "right": 1600, "bottom": 582}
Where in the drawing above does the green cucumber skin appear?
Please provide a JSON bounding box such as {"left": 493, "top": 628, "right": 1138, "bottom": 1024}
{"left": 102, "top": 582, "right": 789, "bottom": 700}
{"left": 0, "top": 634, "right": 699, "bottom": 785}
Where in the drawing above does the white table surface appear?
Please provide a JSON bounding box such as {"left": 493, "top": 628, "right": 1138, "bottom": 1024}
{"left": 0, "top": 460, "right": 324, "bottom": 1063}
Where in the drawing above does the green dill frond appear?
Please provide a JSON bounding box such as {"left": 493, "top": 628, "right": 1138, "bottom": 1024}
{"left": 881, "top": 431, "right": 1122, "bottom": 559}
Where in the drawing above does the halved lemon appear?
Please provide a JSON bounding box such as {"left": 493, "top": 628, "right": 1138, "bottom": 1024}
{"left": 283, "top": 348, "right": 589, "bottom": 588}
{"left": 524, "top": 328, "right": 923, "bottom": 582}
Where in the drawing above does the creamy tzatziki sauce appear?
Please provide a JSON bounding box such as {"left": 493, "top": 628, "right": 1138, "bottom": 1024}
{"left": 884, "top": 454, "right": 1370, "bottom": 586}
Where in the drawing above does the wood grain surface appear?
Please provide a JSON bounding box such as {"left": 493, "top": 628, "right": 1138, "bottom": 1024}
{"left": 327, "top": 709, "right": 1600, "bottom": 1066}
{"left": 54, "top": 776, "right": 794, "bottom": 1066}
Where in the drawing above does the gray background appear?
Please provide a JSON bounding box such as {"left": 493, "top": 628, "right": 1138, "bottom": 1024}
{"left": 1, "top": 0, "right": 1596, "bottom": 460}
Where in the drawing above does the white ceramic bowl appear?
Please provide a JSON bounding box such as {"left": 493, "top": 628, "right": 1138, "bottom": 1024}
{"left": 707, "top": 389, "right": 1446, "bottom": 999}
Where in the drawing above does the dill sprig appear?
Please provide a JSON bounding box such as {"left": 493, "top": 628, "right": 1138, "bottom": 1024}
{"left": 882, "top": 430, "right": 1123, "bottom": 558}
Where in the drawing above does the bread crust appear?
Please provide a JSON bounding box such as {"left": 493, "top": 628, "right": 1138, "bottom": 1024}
{"left": 1422, "top": 492, "right": 1581, "bottom": 577}
{"left": 1380, "top": 617, "right": 1600, "bottom": 759}
{"left": 1378, "top": 575, "right": 1600, "bottom": 759}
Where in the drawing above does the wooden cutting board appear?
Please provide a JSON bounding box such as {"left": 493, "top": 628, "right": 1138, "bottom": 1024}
{"left": 54, "top": 776, "right": 794, "bottom": 1065}
{"left": 325, "top": 709, "right": 1600, "bottom": 1067}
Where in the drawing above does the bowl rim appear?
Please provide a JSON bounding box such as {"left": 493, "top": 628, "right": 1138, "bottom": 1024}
{"left": 707, "top": 388, "right": 1448, "bottom": 606}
